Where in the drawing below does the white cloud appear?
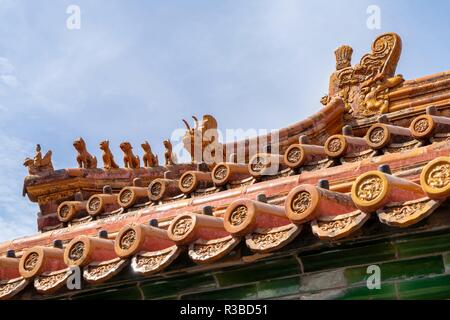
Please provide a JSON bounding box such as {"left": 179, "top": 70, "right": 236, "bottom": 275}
{"left": 1, "top": 75, "right": 19, "bottom": 88}
{"left": 0, "top": 134, "right": 37, "bottom": 242}
{"left": 0, "top": 57, "right": 20, "bottom": 89}
{"left": 0, "top": 57, "right": 15, "bottom": 74}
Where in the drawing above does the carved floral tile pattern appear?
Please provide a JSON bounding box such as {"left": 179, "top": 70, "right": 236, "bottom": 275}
{"left": 328, "top": 138, "right": 342, "bottom": 152}
{"left": 414, "top": 119, "right": 430, "bottom": 133}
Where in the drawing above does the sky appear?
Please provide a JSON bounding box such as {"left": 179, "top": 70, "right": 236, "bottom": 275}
{"left": 0, "top": 0, "right": 449, "bottom": 241}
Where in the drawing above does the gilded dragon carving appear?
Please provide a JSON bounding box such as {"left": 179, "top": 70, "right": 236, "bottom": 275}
{"left": 321, "top": 33, "right": 404, "bottom": 119}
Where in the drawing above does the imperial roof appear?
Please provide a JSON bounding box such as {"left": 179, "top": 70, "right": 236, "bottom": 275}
{"left": 2, "top": 32, "right": 450, "bottom": 300}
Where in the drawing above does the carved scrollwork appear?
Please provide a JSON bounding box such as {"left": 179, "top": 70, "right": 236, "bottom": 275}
{"left": 384, "top": 202, "right": 425, "bottom": 219}
{"left": 316, "top": 217, "right": 354, "bottom": 232}
{"left": 135, "top": 253, "right": 166, "bottom": 269}
{"left": 311, "top": 211, "right": 370, "bottom": 240}
{"left": 189, "top": 236, "right": 240, "bottom": 264}
{"left": 34, "top": 269, "right": 70, "bottom": 294}
{"left": 192, "top": 242, "right": 225, "bottom": 257}
{"left": 377, "top": 198, "right": 441, "bottom": 227}
{"left": 250, "top": 231, "right": 289, "bottom": 247}
{"left": 0, "top": 278, "right": 29, "bottom": 300}
{"left": 245, "top": 224, "right": 302, "bottom": 253}
{"left": 131, "top": 246, "right": 181, "bottom": 276}
{"left": 83, "top": 258, "right": 129, "bottom": 284}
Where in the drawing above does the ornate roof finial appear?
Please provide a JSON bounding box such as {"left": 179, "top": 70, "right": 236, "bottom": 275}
{"left": 141, "top": 141, "right": 158, "bottom": 168}
{"left": 334, "top": 45, "right": 353, "bottom": 70}
{"left": 23, "top": 144, "right": 54, "bottom": 176}
{"left": 119, "top": 142, "right": 140, "bottom": 169}
{"left": 100, "top": 140, "right": 119, "bottom": 170}
{"left": 182, "top": 114, "right": 219, "bottom": 164}
{"left": 163, "top": 139, "right": 175, "bottom": 166}
{"left": 323, "top": 33, "right": 404, "bottom": 119}
{"left": 73, "top": 137, "right": 98, "bottom": 169}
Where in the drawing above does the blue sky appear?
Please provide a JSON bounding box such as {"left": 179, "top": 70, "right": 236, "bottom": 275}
{"left": 0, "top": 0, "right": 449, "bottom": 241}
